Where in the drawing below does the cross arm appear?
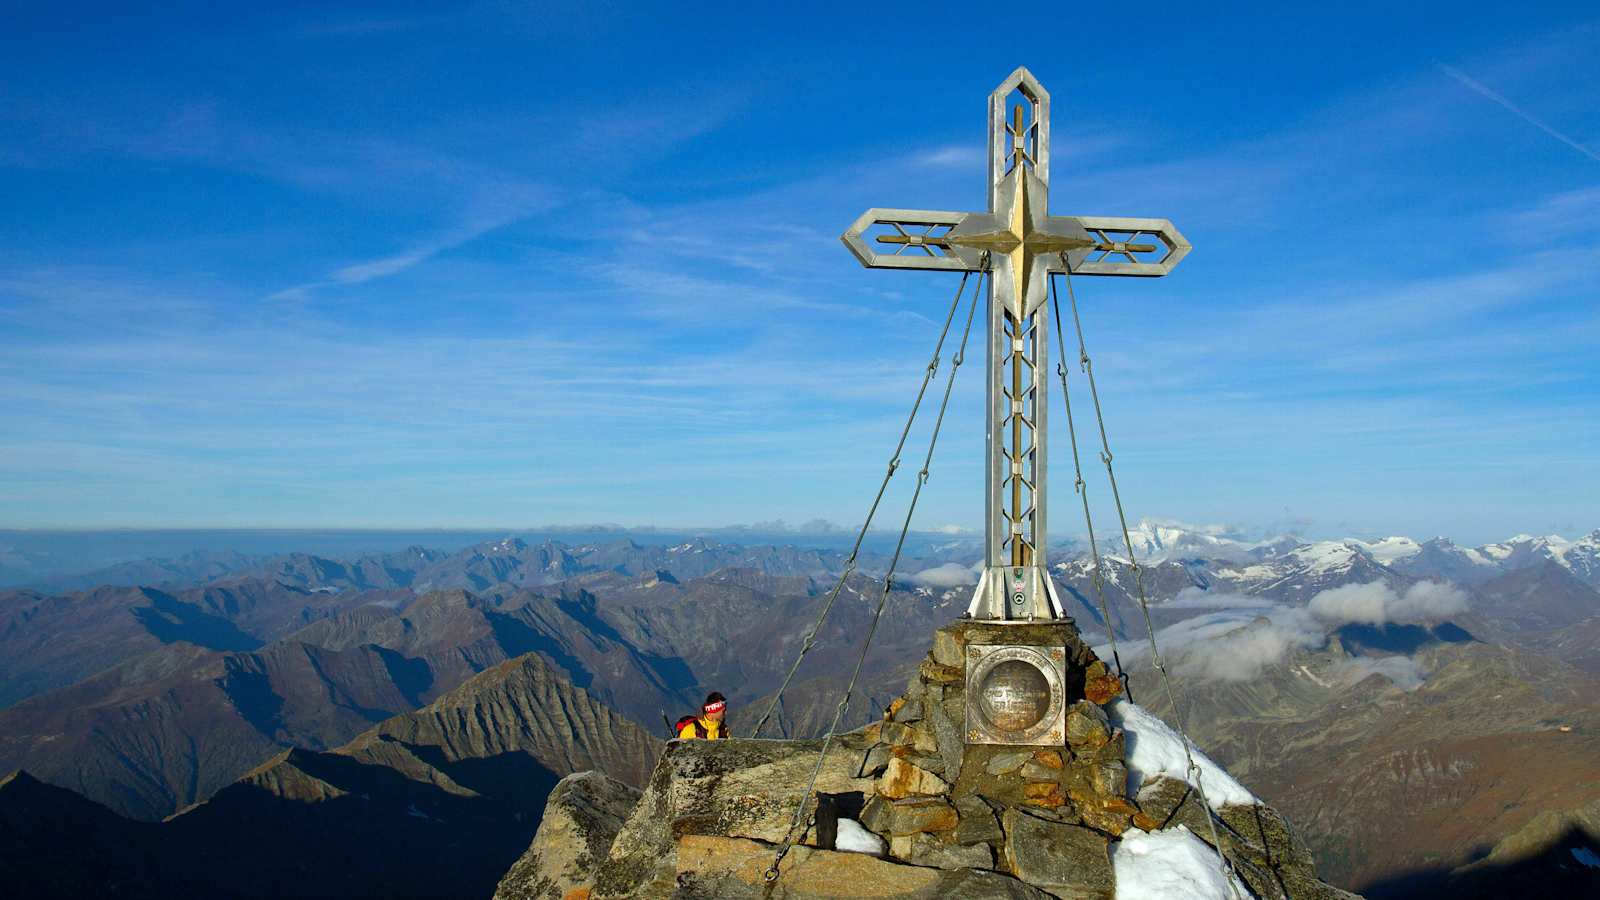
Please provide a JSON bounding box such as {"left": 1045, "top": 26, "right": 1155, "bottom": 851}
{"left": 1066, "top": 216, "right": 1191, "bottom": 277}
{"left": 843, "top": 210, "right": 1192, "bottom": 278}
{"left": 840, "top": 208, "right": 983, "bottom": 272}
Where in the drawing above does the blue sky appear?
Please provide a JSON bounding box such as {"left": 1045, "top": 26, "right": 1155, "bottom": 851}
{"left": 1, "top": 2, "right": 1596, "bottom": 544}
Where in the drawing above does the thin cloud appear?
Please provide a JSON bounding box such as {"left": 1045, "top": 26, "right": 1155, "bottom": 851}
{"left": 1436, "top": 62, "right": 1600, "bottom": 164}
{"left": 268, "top": 208, "right": 543, "bottom": 300}
{"left": 905, "top": 561, "right": 979, "bottom": 588}
{"left": 1308, "top": 580, "right": 1469, "bottom": 626}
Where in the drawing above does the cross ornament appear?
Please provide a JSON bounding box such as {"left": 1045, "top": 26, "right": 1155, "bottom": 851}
{"left": 840, "top": 67, "right": 1190, "bottom": 621}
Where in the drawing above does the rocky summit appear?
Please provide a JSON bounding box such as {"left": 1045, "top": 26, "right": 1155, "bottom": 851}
{"left": 497, "top": 619, "right": 1359, "bottom": 899}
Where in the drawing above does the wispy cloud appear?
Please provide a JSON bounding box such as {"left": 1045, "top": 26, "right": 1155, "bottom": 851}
{"left": 1436, "top": 62, "right": 1600, "bottom": 164}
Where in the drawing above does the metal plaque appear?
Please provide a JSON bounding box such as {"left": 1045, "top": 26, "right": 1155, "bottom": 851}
{"left": 963, "top": 643, "right": 1067, "bottom": 746}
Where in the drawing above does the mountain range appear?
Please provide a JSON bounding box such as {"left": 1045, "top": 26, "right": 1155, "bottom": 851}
{"left": 2, "top": 522, "right": 1598, "bottom": 896}
{"left": 1, "top": 651, "right": 657, "bottom": 900}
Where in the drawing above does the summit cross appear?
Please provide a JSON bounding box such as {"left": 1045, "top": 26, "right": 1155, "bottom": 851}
{"left": 841, "top": 66, "right": 1191, "bottom": 622}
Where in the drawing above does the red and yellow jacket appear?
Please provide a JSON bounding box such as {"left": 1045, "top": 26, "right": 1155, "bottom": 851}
{"left": 677, "top": 716, "right": 728, "bottom": 740}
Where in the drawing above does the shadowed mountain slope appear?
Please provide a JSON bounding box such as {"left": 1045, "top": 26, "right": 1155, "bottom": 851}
{"left": 1, "top": 651, "right": 660, "bottom": 900}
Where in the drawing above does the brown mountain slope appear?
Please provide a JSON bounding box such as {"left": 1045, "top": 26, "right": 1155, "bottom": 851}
{"left": 0, "top": 580, "right": 409, "bottom": 709}
{"left": 0, "top": 637, "right": 440, "bottom": 820}
{"left": 1130, "top": 639, "right": 1600, "bottom": 893}
{"left": 0, "top": 584, "right": 688, "bottom": 820}
{"left": 1, "top": 651, "right": 661, "bottom": 900}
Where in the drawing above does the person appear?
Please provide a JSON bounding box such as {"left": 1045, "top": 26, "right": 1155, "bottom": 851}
{"left": 677, "top": 692, "right": 729, "bottom": 740}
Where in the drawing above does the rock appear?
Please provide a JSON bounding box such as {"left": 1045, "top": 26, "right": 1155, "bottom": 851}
{"left": 880, "top": 797, "right": 959, "bottom": 835}
{"left": 1133, "top": 776, "right": 1339, "bottom": 900}
{"left": 494, "top": 770, "right": 639, "bottom": 900}
{"left": 859, "top": 794, "right": 892, "bottom": 834}
{"left": 1083, "top": 660, "right": 1123, "bottom": 705}
{"left": 1019, "top": 760, "right": 1058, "bottom": 782}
{"left": 1001, "top": 808, "right": 1114, "bottom": 899}
{"left": 594, "top": 738, "right": 875, "bottom": 897}
{"left": 906, "top": 832, "right": 994, "bottom": 869}
{"left": 1085, "top": 729, "right": 1125, "bottom": 763}
{"left": 676, "top": 834, "right": 941, "bottom": 897}
{"left": 934, "top": 868, "right": 1057, "bottom": 899}
{"left": 984, "top": 751, "right": 1033, "bottom": 776}
{"left": 671, "top": 835, "right": 1050, "bottom": 899}
{"left": 1064, "top": 701, "right": 1111, "bottom": 751}
{"left": 917, "top": 658, "right": 964, "bottom": 685}
{"left": 931, "top": 627, "right": 964, "bottom": 668}
{"left": 878, "top": 757, "right": 949, "bottom": 799}
{"left": 858, "top": 744, "right": 891, "bottom": 778}
{"left": 891, "top": 698, "right": 924, "bottom": 724}
{"left": 1021, "top": 782, "right": 1065, "bottom": 808}
{"left": 1087, "top": 761, "right": 1127, "bottom": 799}
{"left": 877, "top": 720, "right": 916, "bottom": 748}
{"left": 954, "top": 794, "right": 1003, "bottom": 845}
{"left": 1074, "top": 798, "right": 1134, "bottom": 837}
{"left": 903, "top": 752, "right": 945, "bottom": 777}
{"left": 926, "top": 696, "right": 964, "bottom": 783}
{"left": 1031, "top": 750, "right": 1063, "bottom": 770}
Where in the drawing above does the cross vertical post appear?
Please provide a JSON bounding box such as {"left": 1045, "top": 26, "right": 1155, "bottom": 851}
{"left": 840, "top": 66, "right": 1191, "bottom": 622}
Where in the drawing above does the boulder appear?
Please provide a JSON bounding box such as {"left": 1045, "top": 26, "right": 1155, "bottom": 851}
{"left": 889, "top": 697, "right": 924, "bottom": 724}
{"left": 926, "top": 696, "right": 965, "bottom": 782}
{"left": 1083, "top": 661, "right": 1124, "bottom": 705}
{"left": 917, "top": 658, "right": 964, "bottom": 685}
{"left": 858, "top": 744, "right": 891, "bottom": 778}
{"left": 953, "top": 794, "right": 1003, "bottom": 845}
{"left": 493, "top": 770, "right": 640, "bottom": 900}
{"left": 1001, "top": 807, "right": 1115, "bottom": 899}
{"left": 878, "top": 757, "right": 949, "bottom": 799}
{"left": 878, "top": 797, "right": 959, "bottom": 836}
{"left": 985, "top": 751, "right": 1034, "bottom": 776}
{"left": 593, "top": 737, "right": 875, "bottom": 898}
{"left": 1064, "top": 701, "right": 1112, "bottom": 751}
{"left": 1132, "top": 776, "right": 1355, "bottom": 900}
{"left": 931, "top": 628, "right": 964, "bottom": 668}
{"left": 672, "top": 834, "right": 1049, "bottom": 899}
{"left": 905, "top": 832, "right": 994, "bottom": 870}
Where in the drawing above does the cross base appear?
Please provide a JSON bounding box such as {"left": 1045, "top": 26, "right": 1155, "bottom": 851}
{"left": 967, "top": 564, "right": 1065, "bottom": 621}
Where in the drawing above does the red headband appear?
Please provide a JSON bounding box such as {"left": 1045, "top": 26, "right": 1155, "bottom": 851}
{"left": 703, "top": 700, "right": 726, "bottom": 714}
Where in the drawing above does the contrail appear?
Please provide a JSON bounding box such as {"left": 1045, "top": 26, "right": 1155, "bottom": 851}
{"left": 1436, "top": 62, "right": 1600, "bottom": 164}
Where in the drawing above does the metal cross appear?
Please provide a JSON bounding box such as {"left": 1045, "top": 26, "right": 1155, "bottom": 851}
{"left": 841, "top": 66, "right": 1190, "bottom": 622}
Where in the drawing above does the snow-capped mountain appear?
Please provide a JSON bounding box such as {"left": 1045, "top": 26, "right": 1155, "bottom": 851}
{"left": 1209, "top": 540, "right": 1402, "bottom": 602}
{"left": 1097, "top": 520, "right": 1600, "bottom": 589}
{"left": 1120, "top": 520, "right": 1282, "bottom": 564}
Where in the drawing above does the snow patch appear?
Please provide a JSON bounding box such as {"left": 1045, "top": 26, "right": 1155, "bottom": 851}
{"left": 1112, "top": 825, "right": 1251, "bottom": 899}
{"left": 1355, "top": 536, "right": 1422, "bottom": 565}
{"left": 1108, "top": 700, "right": 1257, "bottom": 809}
{"left": 834, "top": 818, "right": 885, "bottom": 856}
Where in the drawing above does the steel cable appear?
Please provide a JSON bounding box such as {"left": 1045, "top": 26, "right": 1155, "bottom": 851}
{"left": 751, "top": 270, "right": 976, "bottom": 739}
{"left": 763, "top": 261, "right": 986, "bottom": 886}
{"left": 1047, "top": 270, "right": 1130, "bottom": 692}
{"left": 1057, "top": 256, "right": 1248, "bottom": 900}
